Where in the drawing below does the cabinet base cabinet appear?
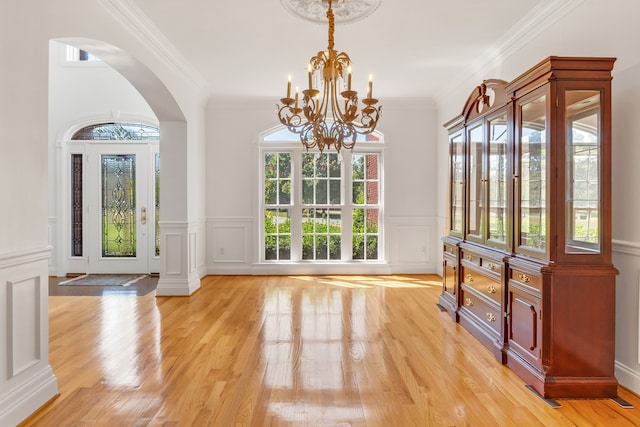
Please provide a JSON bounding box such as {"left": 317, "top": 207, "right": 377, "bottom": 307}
{"left": 506, "top": 349, "right": 619, "bottom": 398}
{"left": 505, "top": 261, "right": 619, "bottom": 398}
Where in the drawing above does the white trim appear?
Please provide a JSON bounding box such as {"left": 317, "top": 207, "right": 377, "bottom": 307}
{"left": 613, "top": 239, "right": 640, "bottom": 256}
{"left": 0, "top": 248, "right": 51, "bottom": 270}
{"left": 433, "top": 0, "right": 585, "bottom": 102}
{"left": 615, "top": 360, "right": 640, "bottom": 395}
{"left": 96, "top": 0, "right": 210, "bottom": 95}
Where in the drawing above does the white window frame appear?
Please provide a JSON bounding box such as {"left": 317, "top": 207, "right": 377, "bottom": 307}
{"left": 259, "top": 130, "right": 384, "bottom": 264}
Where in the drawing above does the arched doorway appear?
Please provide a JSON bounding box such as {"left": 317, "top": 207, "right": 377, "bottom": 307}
{"left": 61, "top": 121, "right": 160, "bottom": 274}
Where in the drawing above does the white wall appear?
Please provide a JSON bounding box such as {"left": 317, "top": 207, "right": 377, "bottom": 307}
{"left": 205, "top": 97, "right": 439, "bottom": 275}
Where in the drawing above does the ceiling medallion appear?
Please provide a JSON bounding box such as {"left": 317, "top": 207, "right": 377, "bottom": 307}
{"left": 280, "top": 0, "right": 382, "bottom": 24}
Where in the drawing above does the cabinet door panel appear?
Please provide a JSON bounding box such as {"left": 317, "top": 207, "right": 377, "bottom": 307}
{"left": 487, "top": 112, "right": 508, "bottom": 245}
{"left": 466, "top": 124, "right": 484, "bottom": 241}
{"left": 443, "top": 258, "right": 457, "bottom": 298}
{"left": 516, "top": 92, "right": 547, "bottom": 258}
{"left": 508, "top": 288, "right": 542, "bottom": 368}
{"left": 449, "top": 133, "right": 464, "bottom": 236}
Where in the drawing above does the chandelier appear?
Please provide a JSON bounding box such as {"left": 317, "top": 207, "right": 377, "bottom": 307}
{"left": 277, "top": 0, "right": 382, "bottom": 153}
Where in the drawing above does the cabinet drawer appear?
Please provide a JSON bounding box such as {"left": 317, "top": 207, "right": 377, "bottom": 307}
{"left": 461, "top": 265, "right": 502, "bottom": 304}
{"left": 460, "top": 286, "right": 501, "bottom": 334}
{"left": 481, "top": 258, "right": 502, "bottom": 275}
{"left": 509, "top": 268, "right": 542, "bottom": 291}
{"left": 461, "top": 250, "right": 480, "bottom": 266}
{"left": 443, "top": 243, "right": 457, "bottom": 257}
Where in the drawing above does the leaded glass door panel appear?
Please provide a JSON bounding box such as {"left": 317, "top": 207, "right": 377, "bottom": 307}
{"left": 87, "top": 144, "right": 157, "bottom": 273}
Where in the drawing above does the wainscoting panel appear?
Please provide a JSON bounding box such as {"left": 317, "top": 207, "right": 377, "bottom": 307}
{"left": 388, "top": 217, "right": 437, "bottom": 274}
{"left": 7, "top": 276, "right": 41, "bottom": 378}
{"left": 0, "top": 247, "right": 58, "bottom": 426}
{"left": 207, "top": 218, "right": 253, "bottom": 274}
{"left": 164, "top": 233, "right": 182, "bottom": 275}
{"left": 212, "top": 226, "right": 247, "bottom": 263}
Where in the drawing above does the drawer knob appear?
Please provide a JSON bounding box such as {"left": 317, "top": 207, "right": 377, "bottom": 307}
{"left": 466, "top": 255, "right": 474, "bottom": 261}
{"left": 487, "top": 285, "right": 497, "bottom": 294}
{"left": 518, "top": 274, "right": 531, "bottom": 283}
{"left": 486, "top": 313, "right": 496, "bottom": 322}
{"left": 465, "top": 273, "right": 474, "bottom": 283}
{"left": 488, "top": 263, "right": 496, "bottom": 271}
{"left": 465, "top": 298, "right": 474, "bottom": 307}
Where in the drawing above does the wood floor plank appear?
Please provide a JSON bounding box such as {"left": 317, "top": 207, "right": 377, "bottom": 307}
{"left": 20, "top": 274, "right": 640, "bottom": 426}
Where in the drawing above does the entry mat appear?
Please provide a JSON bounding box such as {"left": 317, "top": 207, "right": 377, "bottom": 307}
{"left": 58, "top": 274, "right": 147, "bottom": 287}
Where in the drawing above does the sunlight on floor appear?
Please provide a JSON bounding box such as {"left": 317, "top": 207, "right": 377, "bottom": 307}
{"left": 293, "top": 275, "right": 441, "bottom": 289}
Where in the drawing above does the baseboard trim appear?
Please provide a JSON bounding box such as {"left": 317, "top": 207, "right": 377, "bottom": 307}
{"left": 0, "top": 365, "right": 58, "bottom": 426}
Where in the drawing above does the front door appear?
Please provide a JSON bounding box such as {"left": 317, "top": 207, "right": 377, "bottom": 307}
{"left": 86, "top": 143, "right": 159, "bottom": 274}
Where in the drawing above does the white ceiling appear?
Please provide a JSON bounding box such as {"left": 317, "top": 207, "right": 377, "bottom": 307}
{"left": 125, "top": 0, "right": 558, "bottom": 100}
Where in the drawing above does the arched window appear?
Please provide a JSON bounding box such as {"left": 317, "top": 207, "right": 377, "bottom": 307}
{"left": 71, "top": 122, "right": 160, "bottom": 140}
{"left": 260, "top": 126, "right": 384, "bottom": 263}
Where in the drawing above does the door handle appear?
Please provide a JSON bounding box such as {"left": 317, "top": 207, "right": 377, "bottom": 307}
{"left": 141, "top": 207, "right": 147, "bottom": 224}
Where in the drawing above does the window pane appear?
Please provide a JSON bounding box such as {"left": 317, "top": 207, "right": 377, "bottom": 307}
{"left": 302, "top": 208, "right": 341, "bottom": 261}
{"left": 302, "top": 180, "right": 313, "bottom": 204}
{"left": 366, "top": 181, "right": 378, "bottom": 204}
{"left": 279, "top": 153, "right": 291, "bottom": 178}
{"left": 264, "top": 153, "right": 291, "bottom": 205}
{"left": 101, "top": 154, "right": 136, "bottom": 257}
{"left": 353, "top": 182, "right": 364, "bottom": 204}
{"left": 265, "top": 235, "right": 277, "bottom": 260}
{"left": 265, "top": 153, "right": 277, "bottom": 178}
{"left": 264, "top": 208, "right": 291, "bottom": 261}
{"left": 330, "top": 235, "right": 341, "bottom": 260}
{"left": 302, "top": 154, "right": 314, "bottom": 178}
{"left": 71, "top": 154, "right": 83, "bottom": 257}
{"left": 352, "top": 154, "right": 365, "bottom": 180}
{"left": 279, "top": 179, "right": 291, "bottom": 204}
{"left": 72, "top": 122, "right": 159, "bottom": 140}
{"left": 316, "top": 154, "right": 328, "bottom": 178}
{"left": 155, "top": 153, "right": 160, "bottom": 257}
{"left": 329, "top": 153, "right": 340, "bottom": 177}
{"left": 316, "top": 180, "right": 328, "bottom": 204}
{"left": 352, "top": 207, "right": 378, "bottom": 260}
{"left": 330, "top": 180, "right": 341, "bottom": 204}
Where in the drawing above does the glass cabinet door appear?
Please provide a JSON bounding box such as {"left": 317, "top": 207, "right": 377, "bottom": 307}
{"left": 487, "top": 112, "right": 508, "bottom": 246}
{"left": 565, "top": 90, "right": 601, "bottom": 254}
{"left": 518, "top": 94, "right": 547, "bottom": 255}
{"left": 466, "top": 124, "right": 484, "bottom": 241}
{"left": 449, "top": 132, "right": 464, "bottom": 236}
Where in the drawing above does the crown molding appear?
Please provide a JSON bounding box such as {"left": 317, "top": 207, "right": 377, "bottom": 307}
{"left": 97, "top": 0, "right": 211, "bottom": 99}
{"left": 433, "top": 0, "right": 585, "bottom": 103}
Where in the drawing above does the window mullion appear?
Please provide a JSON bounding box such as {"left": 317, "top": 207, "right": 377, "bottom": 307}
{"left": 342, "top": 151, "right": 353, "bottom": 261}
{"left": 290, "top": 149, "right": 303, "bottom": 261}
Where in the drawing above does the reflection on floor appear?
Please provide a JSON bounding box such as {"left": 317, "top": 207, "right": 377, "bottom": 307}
{"left": 48, "top": 274, "right": 159, "bottom": 296}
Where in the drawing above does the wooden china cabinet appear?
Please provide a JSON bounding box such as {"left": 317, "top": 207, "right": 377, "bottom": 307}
{"left": 440, "top": 57, "right": 619, "bottom": 399}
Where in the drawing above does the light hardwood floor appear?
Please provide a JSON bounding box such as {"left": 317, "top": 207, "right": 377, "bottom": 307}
{"left": 21, "top": 275, "right": 640, "bottom": 426}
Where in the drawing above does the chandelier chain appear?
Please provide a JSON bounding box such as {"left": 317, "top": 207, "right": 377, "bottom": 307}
{"left": 327, "top": 0, "right": 334, "bottom": 51}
